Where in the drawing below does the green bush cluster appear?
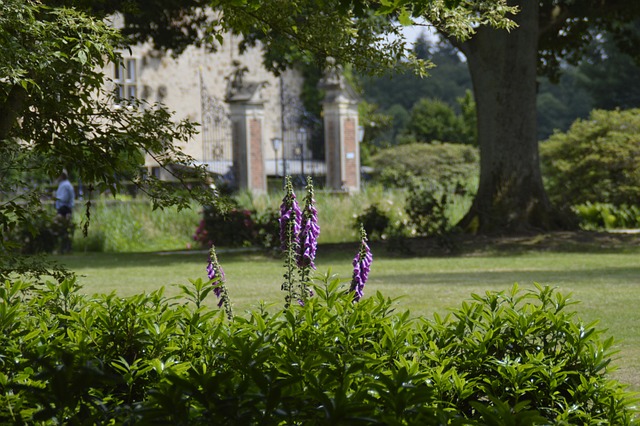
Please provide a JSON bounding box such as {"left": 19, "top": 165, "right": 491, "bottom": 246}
{"left": 352, "top": 182, "right": 475, "bottom": 246}
{"left": 401, "top": 97, "right": 476, "bottom": 146}
{"left": 193, "top": 204, "right": 280, "bottom": 249}
{"left": 370, "top": 142, "right": 479, "bottom": 190}
{"left": 353, "top": 204, "right": 391, "bottom": 241}
{"left": 4, "top": 210, "right": 74, "bottom": 255}
{"left": 541, "top": 108, "right": 640, "bottom": 208}
{"left": 573, "top": 202, "right": 640, "bottom": 230}
{"left": 1, "top": 277, "right": 635, "bottom": 424}
{"left": 405, "top": 186, "right": 452, "bottom": 238}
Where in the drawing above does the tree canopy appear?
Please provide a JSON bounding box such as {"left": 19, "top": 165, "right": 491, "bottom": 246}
{"left": 0, "top": 0, "right": 215, "bottom": 278}
{"left": 51, "top": 0, "right": 517, "bottom": 75}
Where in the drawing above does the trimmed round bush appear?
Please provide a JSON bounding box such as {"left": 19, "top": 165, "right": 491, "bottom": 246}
{"left": 540, "top": 108, "right": 640, "bottom": 207}
{"left": 370, "top": 142, "right": 479, "bottom": 189}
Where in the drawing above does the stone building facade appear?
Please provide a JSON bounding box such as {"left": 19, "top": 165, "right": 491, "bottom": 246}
{"left": 104, "top": 21, "right": 305, "bottom": 181}
{"left": 103, "top": 15, "right": 361, "bottom": 192}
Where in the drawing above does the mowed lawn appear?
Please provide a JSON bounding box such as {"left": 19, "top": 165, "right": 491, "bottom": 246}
{"left": 56, "top": 242, "right": 640, "bottom": 391}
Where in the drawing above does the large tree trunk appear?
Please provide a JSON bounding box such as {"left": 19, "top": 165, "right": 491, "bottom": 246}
{"left": 457, "top": 0, "right": 558, "bottom": 234}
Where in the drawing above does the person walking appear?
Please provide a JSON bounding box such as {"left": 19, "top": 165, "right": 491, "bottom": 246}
{"left": 55, "top": 171, "right": 75, "bottom": 253}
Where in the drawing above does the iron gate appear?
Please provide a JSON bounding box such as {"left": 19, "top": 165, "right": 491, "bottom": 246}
{"left": 200, "top": 73, "right": 233, "bottom": 178}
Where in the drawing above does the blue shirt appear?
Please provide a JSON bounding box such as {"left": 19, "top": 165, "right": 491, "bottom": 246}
{"left": 55, "top": 179, "right": 75, "bottom": 210}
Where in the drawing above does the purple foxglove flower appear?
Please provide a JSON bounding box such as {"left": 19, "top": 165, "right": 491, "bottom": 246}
{"left": 297, "top": 205, "right": 320, "bottom": 269}
{"left": 350, "top": 231, "right": 372, "bottom": 302}
{"left": 279, "top": 178, "right": 301, "bottom": 251}
{"left": 207, "top": 245, "right": 227, "bottom": 302}
{"left": 207, "top": 257, "right": 225, "bottom": 282}
{"left": 297, "top": 178, "right": 320, "bottom": 269}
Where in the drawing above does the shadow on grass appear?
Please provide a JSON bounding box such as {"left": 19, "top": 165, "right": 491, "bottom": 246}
{"left": 372, "top": 230, "right": 640, "bottom": 258}
{"left": 56, "top": 249, "right": 276, "bottom": 270}
{"left": 372, "top": 266, "right": 640, "bottom": 287}
{"left": 56, "top": 230, "right": 640, "bottom": 269}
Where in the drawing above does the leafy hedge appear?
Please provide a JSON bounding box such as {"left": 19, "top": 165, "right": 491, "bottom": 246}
{"left": 370, "top": 142, "right": 479, "bottom": 190}
{"left": 1, "top": 277, "right": 636, "bottom": 424}
{"left": 540, "top": 108, "right": 640, "bottom": 207}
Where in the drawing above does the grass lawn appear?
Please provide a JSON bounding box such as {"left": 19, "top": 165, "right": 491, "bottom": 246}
{"left": 55, "top": 235, "right": 640, "bottom": 392}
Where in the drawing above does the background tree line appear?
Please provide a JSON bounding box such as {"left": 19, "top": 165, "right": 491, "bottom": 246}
{"left": 358, "top": 25, "right": 640, "bottom": 150}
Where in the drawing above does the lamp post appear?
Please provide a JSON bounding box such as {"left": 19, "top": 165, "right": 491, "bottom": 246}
{"left": 271, "top": 137, "right": 282, "bottom": 177}
{"left": 279, "top": 75, "right": 287, "bottom": 181}
{"left": 296, "top": 127, "right": 307, "bottom": 178}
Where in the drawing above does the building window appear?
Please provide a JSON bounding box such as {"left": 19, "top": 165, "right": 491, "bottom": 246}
{"left": 114, "top": 58, "right": 137, "bottom": 102}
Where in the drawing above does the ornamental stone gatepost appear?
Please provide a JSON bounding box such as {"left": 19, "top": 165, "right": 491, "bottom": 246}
{"left": 319, "top": 60, "right": 361, "bottom": 193}
{"left": 226, "top": 66, "right": 267, "bottom": 193}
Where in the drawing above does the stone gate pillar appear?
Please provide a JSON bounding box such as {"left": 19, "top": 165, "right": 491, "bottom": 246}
{"left": 319, "top": 61, "right": 361, "bottom": 193}
{"left": 226, "top": 69, "right": 267, "bottom": 193}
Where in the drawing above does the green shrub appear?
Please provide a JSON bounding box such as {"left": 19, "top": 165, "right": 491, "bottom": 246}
{"left": 573, "top": 202, "right": 640, "bottom": 230}
{"left": 540, "top": 108, "right": 640, "bottom": 207}
{"left": 194, "top": 204, "right": 258, "bottom": 248}
{"left": 4, "top": 210, "right": 74, "bottom": 255}
{"left": 1, "top": 276, "right": 636, "bottom": 424}
{"left": 193, "top": 204, "right": 281, "bottom": 249}
{"left": 405, "top": 185, "right": 452, "bottom": 238}
{"left": 370, "top": 142, "right": 479, "bottom": 190}
{"left": 402, "top": 98, "right": 469, "bottom": 144}
{"left": 353, "top": 204, "right": 391, "bottom": 240}
{"left": 235, "top": 185, "right": 409, "bottom": 245}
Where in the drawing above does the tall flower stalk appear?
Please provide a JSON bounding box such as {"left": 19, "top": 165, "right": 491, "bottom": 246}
{"left": 297, "top": 176, "right": 320, "bottom": 303}
{"left": 350, "top": 225, "right": 372, "bottom": 302}
{"left": 207, "top": 244, "right": 233, "bottom": 320}
{"left": 279, "top": 176, "right": 302, "bottom": 307}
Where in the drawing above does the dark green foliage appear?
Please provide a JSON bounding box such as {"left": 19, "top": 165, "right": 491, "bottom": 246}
{"left": 354, "top": 204, "right": 391, "bottom": 240}
{"left": 359, "top": 36, "right": 472, "bottom": 113}
{"left": 540, "top": 108, "right": 640, "bottom": 207}
{"left": 370, "top": 142, "right": 479, "bottom": 189}
{"left": 536, "top": 70, "right": 594, "bottom": 141}
{"left": 405, "top": 184, "right": 454, "bottom": 249}
{"left": 577, "top": 22, "right": 640, "bottom": 112}
{"left": 402, "top": 98, "right": 468, "bottom": 144}
{"left": 3, "top": 210, "right": 74, "bottom": 255}
{"left": 1, "top": 277, "right": 635, "bottom": 424}
{"left": 254, "top": 209, "right": 282, "bottom": 250}
{"left": 194, "top": 205, "right": 258, "bottom": 248}
{"left": 194, "top": 204, "right": 281, "bottom": 249}
{"left": 0, "top": 276, "right": 632, "bottom": 425}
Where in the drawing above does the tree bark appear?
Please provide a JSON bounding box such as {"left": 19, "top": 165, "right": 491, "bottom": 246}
{"left": 457, "top": 0, "right": 557, "bottom": 234}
